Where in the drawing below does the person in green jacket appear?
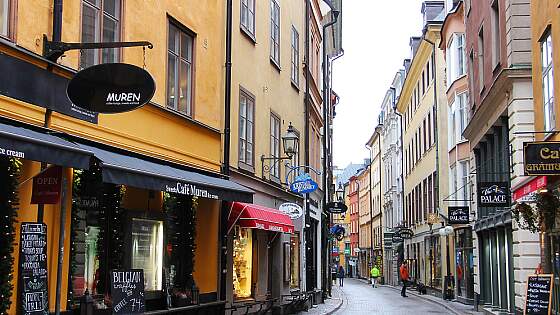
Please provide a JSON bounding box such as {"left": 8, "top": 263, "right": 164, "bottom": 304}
{"left": 370, "top": 265, "right": 380, "bottom": 288}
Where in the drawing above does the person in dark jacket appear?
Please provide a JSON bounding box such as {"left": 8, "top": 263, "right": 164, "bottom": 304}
{"left": 338, "top": 265, "right": 345, "bottom": 287}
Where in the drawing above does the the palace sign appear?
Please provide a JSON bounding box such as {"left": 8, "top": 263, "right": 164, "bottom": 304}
{"left": 67, "top": 63, "right": 155, "bottom": 113}
{"left": 524, "top": 141, "right": 560, "bottom": 176}
{"left": 477, "top": 182, "right": 510, "bottom": 207}
{"left": 448, "top": 206, "right": 469, "bottom": 224}
{"left": 289, "top": 173, "right": 318, "bottom": 194}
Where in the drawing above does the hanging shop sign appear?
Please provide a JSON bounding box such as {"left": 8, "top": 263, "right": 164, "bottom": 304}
{"left": 428, "top": 212, "right": 440, "bottom": 225}
{"left": 278, "top": 202, "right": 303, "bottom": 219}
{"left": 524, "top": 274, "right": 553, "bottom": 315}
{"left": 0, "top": 52, "right": 98, "bottom": 123}
{"left": 391, "top": 234, "right": 403, "bottom": 244}
{"left": 31, "top": 166, "right": 62, "bottom": 204}
{"left": 289, "top": 173, "right": 319, "bottom": 194}
{"left": 448, "top": 206, "right": 470, "bottom": 224}
{"left": 477, "top": 182, "right": 510, "bottom": 207}
{"left": 325, "top": 201, "right": 348, "bottom": 214}
{"left": 524, "top": 141, "right": 560, "bottom": 176}
{"left": 397, "top": 228, "right": 414, "bottom": 239}
{"left": 384, "top": 232, "right": 394, "bottom": 249}
{"left": 67, "top": 63, "right": 156, "bottom": 113}
{"left": 513, "top": 176, "right": 547, "bottom": 202}
{"left": 110, "top": 269, "right": 146, "bottom": 314}
{"left": 19, "top": 222, "right": 48, "bottom": 315}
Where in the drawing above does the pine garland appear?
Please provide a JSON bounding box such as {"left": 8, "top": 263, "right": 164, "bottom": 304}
{"left": 0, "top": 157, "right": 21, "bottom": 313}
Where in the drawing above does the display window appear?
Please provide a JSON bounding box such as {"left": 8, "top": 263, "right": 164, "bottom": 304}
{"left": 131, "top": 218, "right": 164, "bottom": 291}
{"left": 455, "top": 228, "right": 474, "bottom": 300}
{"left": 290, "top": 233, "right": 300, "bottom": 288}
{"left": 233, "top": 226, "right": 254, "bottom": 299}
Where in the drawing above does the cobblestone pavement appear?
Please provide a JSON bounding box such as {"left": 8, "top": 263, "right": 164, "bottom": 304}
{"left": 331, "top": 278, "right": 456, "bottom": 315}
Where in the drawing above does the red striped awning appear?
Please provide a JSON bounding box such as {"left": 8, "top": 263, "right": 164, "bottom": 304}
{"left": 227, "top": 202, "right": 294, "bottom": 234}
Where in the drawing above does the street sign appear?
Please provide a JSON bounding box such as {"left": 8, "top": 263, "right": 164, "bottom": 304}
{"left": 278, "top": 202, "right": 303, "bottom": 219}
{"left": 448, "top": 206, "right": 469, "bottom": 224}
{"left": 325, "top": 201, "right": 348, "bottom": 214}
{"left": 67, "top": 63, "right": 156, "bottom": 113}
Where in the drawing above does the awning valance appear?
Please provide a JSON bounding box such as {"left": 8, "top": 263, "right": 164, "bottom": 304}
{"left": 0, "top": 122, "right": 92, "bottom": 168}
{"left": 77, "top": 143, "right": 253, "bottom": 202}
{"left": 227, "top": 202, "right": 294, "bottom": 234}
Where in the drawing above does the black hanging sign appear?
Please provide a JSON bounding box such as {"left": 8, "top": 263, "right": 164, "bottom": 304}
{"left": 524, "top": 141, "right": 560, "bottom": 176}
{"left": 448, "top": 206, "right": 470, "bottom": 224}
{"left": 524, "top": 274, "right": 553, "bottom": 315}
{"left": 397, "top": 228, "right": 414, "bottom": 239}
{"left": 67, "top": 63, "right": 156, "bottom": 113}
{"left": 325, "top": 201, "right": 348, "bottom": 214}
{"left": 19, "top": 222, "right": 48, "bottom": 315}
{"left": 477, "top": 182, "right": 510, "bottom": 207}
{"left": 110, "top": 269, "right": 146, "bottom": 314}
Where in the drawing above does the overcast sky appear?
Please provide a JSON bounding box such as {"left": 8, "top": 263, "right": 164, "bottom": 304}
{"left": 332, "top": 0, "right": 425, "bottom": 168}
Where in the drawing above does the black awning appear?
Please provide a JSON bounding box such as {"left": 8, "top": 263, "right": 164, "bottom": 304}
{"left": 0, "top": 123, "right": 92, "bottom": 168}
{"left": 78, "top": 143, "right": 253, "bottom": 202}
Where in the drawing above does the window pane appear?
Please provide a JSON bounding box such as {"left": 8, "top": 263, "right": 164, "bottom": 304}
{"left": 131, "top": 219, "right": 164, "bottom": 291}
{"left": 239, "top": 140, "right": 246, "bottom": 162}
{"left": 247, "top": 121, "right": 253, "bottom": 143}
{"left": 168, "top": 25, "right": 178, "bottom": 54}
{"left": 247, "top": 101, "right": 254, "bottom": 122}
{"left": 102, "top": 16, "right": 119, "bottom": 63}
{"left": 0, "top": 0, "right": 8, "bottom": 36}
{"left": 167, "top": 53, "right": 177, "bottom": 109}
{"left": 247, "top": 142, "right": 253, "bottom": 165}
{"left": 241, "top": 0, "right": 247, "bottom": 27}
{"left": 81, "top": 4, "right": 99, "bottom": 68}
{"left": 181, "top": 33, "right": 192, "bottom": 61}
{"left": 103, "top": 0, "right": 120, "bottom": 17}
{"left": 179, "top": 61, "right": 189, "bottom": 114}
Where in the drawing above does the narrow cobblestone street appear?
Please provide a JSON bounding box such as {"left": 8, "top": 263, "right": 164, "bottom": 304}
{"left": 332, "top": 279, "right": 453, "bottom": 315}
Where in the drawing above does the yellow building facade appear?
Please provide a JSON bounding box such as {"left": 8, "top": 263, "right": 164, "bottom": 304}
{"left": 396, "top": 6, "right": 451, "bottom": 294}
{"left": 0, "top": 1, "right": 254, "bottom": 314}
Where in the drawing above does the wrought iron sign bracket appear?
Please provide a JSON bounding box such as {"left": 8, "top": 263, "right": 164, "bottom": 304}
{"left": 42, "top": 34, "right": 153, "bottom": 62}
{"left": 260, "top": 155, "right": 292, "bottom": 181}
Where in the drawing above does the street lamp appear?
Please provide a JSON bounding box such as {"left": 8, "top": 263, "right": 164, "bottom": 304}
{"left": 439, "top": 225, "right": 454, "bottom": 300}
{"left": 261, "top": 122, "right": 300, "bottom": 179}
{"left": 336, "top": 183, "right": 344, "bottom": 201}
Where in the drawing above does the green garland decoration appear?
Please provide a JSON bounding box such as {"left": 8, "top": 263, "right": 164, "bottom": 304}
{"left": 512, "top": 202, "right": 538, "bottom": 233}
{"left": 164, "top": 194, "right": 197, "bottom": 302}
{"left": 0, "top": 157, "right": 21, "bottom": 313}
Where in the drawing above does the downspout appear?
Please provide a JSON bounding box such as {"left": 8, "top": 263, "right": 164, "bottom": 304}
{"left": 377, "top": 127, "right": 382, "bottom": 275}
{"left": 304, "top": 0, "right": 311, "bottom": 293}
{"left": 222, "top": 0, "right": 233, "bottom": 177}
{"left": 392, "top": 87, "right": 406, "bottom": 266}
{"left": 365, "top": 145, "right": 373, "bottom": 273}
{"left": 220, "top": 0, "right": 233, "bottom": 303}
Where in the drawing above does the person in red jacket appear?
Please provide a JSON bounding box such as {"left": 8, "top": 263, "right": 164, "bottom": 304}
{"left": 400, "top": 261, "right": 410, "bottom": 297}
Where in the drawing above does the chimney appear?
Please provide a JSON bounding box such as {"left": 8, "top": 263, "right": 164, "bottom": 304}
{"left": 410, "top": 36, "right": 422, "bottom": 58}
{"left": 421, "top": 1, "right": 445, "bottom": 25}
{"left": 403, "top": 58, "right": 411, "bottom": 73}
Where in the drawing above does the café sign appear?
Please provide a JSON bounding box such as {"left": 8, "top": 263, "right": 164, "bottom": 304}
{"left": 289, "top": 173, "right": 319, "bottom": 194}
{"left": 67, "top": 63, "right": 156, "bottom": 113}
{"left": 524, "top": 141, "right": 560, "bottom": 175}
{"left": 278, "top": 203, "right": 303, "bottom": 219}
{"left": 325, "top": 201, "right": 348, "bottom": 214}
{"left": 477, "top": 182, "right": 510, "bottom": 207}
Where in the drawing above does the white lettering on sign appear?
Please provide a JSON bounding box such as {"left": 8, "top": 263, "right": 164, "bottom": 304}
{"left": 165, "top": 183, "right": 218, "bottom": 199}
{"left": 106, "top": 93, "right": 141, "bottom": 103}
{"left": 0, "top": 147, "right": 25, "bottom": 158}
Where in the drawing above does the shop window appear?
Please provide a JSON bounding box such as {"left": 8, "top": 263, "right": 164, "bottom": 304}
{"left": 233, "top": 226, "right": 254, "bottom": 299}
{"left": 131, "top": 218, "right": 164, "bottom": 291}
{"left": 167, "top": 21, "right": 194, "bottom": 117}
{"left": 80, "top": 0, "right": 121, "bottom": 68}
{"left": 84, "top": 226, "right": 101, "bottom": 295}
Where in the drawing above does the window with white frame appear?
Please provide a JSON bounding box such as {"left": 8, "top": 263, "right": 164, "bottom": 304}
{"left": 0, "top": 0, "right": 9, "bottom": 37}
{"left": 270, "top": 113, "right": 281, "bottom": 178}
{"left": 448, "top": 100, "right": 456, "bottom": 149}
{"left": 291, "top": 26, "right": 299, "bottom": 85}
{"left": 240, "top": 0, "right": 255, "bottom": 37}
{"left": 270, "top": 0, "right": 280, "bottom": 66}
{"left": 449, "top": 164, "right": 457, "bottom": 202}
{"left": 542, "top": 32, "right": 555, "bottom": 131}
{"left": 456, "top": 92, "right": 468, "bottom": 141}
{"left": 460, "top": 160, "right": 470, "bottom": 203}
{"left": 446, "top": 33, "right": 466, "bottom": 86}
{"left": 239, "top": 89, "right": 255, "bottom": 168}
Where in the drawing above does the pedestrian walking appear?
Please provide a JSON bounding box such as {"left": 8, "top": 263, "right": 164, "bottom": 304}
{"left": 338, "top": 265, "right": 345, "bottom": 287}
{"left": 400, "top": 261, "right": 409, "bottom": 297}
{"left": 370, "top": 265, "right": 380, "bottom": 288}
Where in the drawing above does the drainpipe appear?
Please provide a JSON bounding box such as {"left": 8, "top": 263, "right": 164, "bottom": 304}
{"left": 304, "top": 0, "right": 311, "bottom": 293}
{"left": 365, "top": 145, "right": 373, "bottom": 273}
{"left": 377, "top": 127, "right": 382, "bottom": 277}
{"left": 392, "top": 87, "right": 406, "bottom": 266}
{"left": 321, "top": 4, "right": 339, "bottom": 298}
{"left": 222, "top": 0, "right": 233, "bottom": 177}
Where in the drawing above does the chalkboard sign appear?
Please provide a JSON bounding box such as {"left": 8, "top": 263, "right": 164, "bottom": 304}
{"left": 110, "top": 269, "right": 146, "bottom": 314}
{"left": 19, "top": 222, "right": 48, "bottom": 315}
{"left": 525, "top": 274, "right": 554, "bottom": 315}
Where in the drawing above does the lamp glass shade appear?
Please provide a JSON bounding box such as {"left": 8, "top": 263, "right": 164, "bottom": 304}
{"left": 282, "top": 123, "right": 299, "bottom": 158}
{"left": 336, "top": 184, "right": 344, "bottom": 201}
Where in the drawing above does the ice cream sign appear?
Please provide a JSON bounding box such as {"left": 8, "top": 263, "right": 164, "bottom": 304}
{"left": 289, "top": 173, "right": 318, "bottom": 194}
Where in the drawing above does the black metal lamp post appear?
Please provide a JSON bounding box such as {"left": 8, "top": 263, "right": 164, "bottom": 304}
{"left": 261, "top": 123, "right": 300, "bottom": 178}
{"left": 336, "top": 183, "right": 344, "bottom": 202}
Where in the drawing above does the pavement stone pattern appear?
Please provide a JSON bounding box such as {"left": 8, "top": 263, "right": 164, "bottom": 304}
{"left": 299, "top": 278, "right": 484, "bottom": 315}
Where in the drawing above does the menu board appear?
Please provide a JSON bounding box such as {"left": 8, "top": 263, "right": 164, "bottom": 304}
{"left": 19, "top": 223, "right": 48, "bottom": 315}
{"left": 525, "top": 274, "right": 553, "bottom": 315}
{"left": 110, "top": 269, "right": 146, "bottom": 314}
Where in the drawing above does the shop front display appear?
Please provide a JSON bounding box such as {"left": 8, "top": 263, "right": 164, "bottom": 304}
{"left": 233, "top": 226, "right": 254, "bottom": 299}
{"left": 290, "top": 233, "right": 300, "bottom": 289}
{"left": 455, "top": 228, "right": 474, "bottom": 303}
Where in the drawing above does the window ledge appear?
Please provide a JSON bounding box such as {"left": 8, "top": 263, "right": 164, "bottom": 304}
{"left": 291, "top": 80, "right": 300, "bottom": 91}
{"left": 270, "top": 57, "right": 281, "bottom": 72}
{"left": 238, "top": 162, "right": 255, "bottom": 174}
{"left": 240, "top": 27, "right": 257, "bottom": 44}
{"left": 154, "top": 103, "right": 220, "bottom": 134}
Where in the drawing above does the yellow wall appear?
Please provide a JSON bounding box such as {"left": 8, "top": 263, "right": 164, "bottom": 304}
{"left": 532, "top": 0, "right": 560, "bottom": 141}
{"left": 229, "top": 0, "right": 306, "bottom": 177}
{"left": 193, "top": 198, "right": 220, "bottom": 294}
{"left": 2, "top": 0, "right": 225, "bottom": 172}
